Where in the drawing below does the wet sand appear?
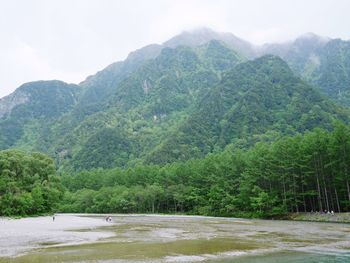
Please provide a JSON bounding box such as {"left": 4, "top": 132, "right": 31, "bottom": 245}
{"left": 0, "top": 214, "right": 349, "bottom": 262}
{"left": 0, "top": 214, "right": 113, "bottom": 257}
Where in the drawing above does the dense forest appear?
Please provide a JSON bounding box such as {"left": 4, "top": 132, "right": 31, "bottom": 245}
{"left": 1, "top": 123, "right": 349, "bottom": 217}
{"left": 59, "top": 122, "right": 350, "bottom": 218}
{"left": 0, "top": 150, "right": 63, "bottom": 216}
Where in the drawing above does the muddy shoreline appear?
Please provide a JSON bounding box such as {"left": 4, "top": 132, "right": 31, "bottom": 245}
{"left": 1, "top": 214, "right": 349, "bottom": 262}
{"left": 288, "top": 212, "right": 350, "bottom": 223}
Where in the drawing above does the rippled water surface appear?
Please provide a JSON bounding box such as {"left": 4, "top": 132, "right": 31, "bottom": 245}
{"left": 0, "top": 214, "right": 349, "bottom": 262}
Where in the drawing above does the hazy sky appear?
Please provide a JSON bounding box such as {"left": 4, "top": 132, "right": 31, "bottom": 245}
{"left": 0, "top": 0, "right": 349, "bottom": 98}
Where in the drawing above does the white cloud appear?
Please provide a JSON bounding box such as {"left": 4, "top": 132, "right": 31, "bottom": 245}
{"left": 0, "top": 0, "right": 349, "bottom": 98}
{"left": 247, "top": 28, "right": 294, "bottom": 45}
{"left": 0, "top": 39, "right": 87, "bottom": 94}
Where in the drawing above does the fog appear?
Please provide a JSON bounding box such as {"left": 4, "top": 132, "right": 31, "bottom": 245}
{"left": 0, "top": 0, "right": 349, "bottom": 98}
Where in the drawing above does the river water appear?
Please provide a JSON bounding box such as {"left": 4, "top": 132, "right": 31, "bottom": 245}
{"left": 0, "top": 214, "right": 349, "bottom": 262}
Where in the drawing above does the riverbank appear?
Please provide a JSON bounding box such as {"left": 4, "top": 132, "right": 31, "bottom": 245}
{"left": 0, "top": 214, "right": 113, "bottom": 257}
{"left": 3, "top": 211, "right": 350, "bottom": 224}
{"left": 1, "top": 214, "right": 349, "bottom": 263}
{"left": 288, "top": 212, "right": 350, "bottom": 223}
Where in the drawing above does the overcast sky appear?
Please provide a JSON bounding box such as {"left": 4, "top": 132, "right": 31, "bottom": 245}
{"left": 0, "top": 0, "right": 349, "bottom": 98}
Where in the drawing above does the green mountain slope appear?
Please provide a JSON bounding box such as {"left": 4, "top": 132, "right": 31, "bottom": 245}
{"left": 79, "top": 44, "right": 163, "bottom": 107}
{"left": 260, "top": 35, "right": 350, "bottom": 105}
{"left": 259, "top": 33, "right": 330, "bottom": 74}
{"left": 78, "top": 27, "right": 251, "bottom": 108}
{"left": 108, "top": 41, "right": 243, "bottom": 113}
{"left": 53, "top": 41, "right": 244, "bottom": 170}
{"left": 145, "top": 55, "right": 349, "bottom": 164}
{"left": 312, "top": 39, "right": 350, "bottom": 104}
{"left": 0, "top": 81, "right": 80, "bottom": 150}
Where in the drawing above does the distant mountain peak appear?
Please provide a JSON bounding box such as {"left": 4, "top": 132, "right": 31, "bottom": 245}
{"left": 164, "top": 27, "right": 255, "bottom": 57}
{"left": 125, "top": 44, "right": 163, "bottom": 62}
{"left": 0, "top": 80, "right": 79, "bottom": 121}
{"left": 179, "top": 27, "right": 218, "bottom": 36}
{"left": 296, "top": 32, "right": 331, "bottom": 43}
{"left": 164, "top": 27, "right": 227, "bottom": 47}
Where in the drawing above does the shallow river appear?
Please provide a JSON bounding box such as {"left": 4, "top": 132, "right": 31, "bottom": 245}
{"left": 0, "top": 214, "right": 349, "bottom": 262}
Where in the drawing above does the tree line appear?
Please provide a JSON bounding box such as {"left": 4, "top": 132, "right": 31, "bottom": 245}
{"left": 60, "top": 122, "right": 350, "bottom": 217}
{"left": 1, "top": 122, "right": 349, "bottom": 217}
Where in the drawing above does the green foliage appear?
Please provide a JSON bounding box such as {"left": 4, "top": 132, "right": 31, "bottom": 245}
{"left": 73, "top": 128, "right": 133, "bottom": 169}
{"left": 60, "top": 123, "right": 350, "bottom": 217}
{"left": 61, "top": 123, "right": 350, "bottom": 217}
{"left": 0, "top": 149, "right": 64, "bottom": 216}
{"left": 146, "top": 55, "right": 349, "bottom": 164}
{"left": 3, "top": 123, "right": 350, "bottom": 218}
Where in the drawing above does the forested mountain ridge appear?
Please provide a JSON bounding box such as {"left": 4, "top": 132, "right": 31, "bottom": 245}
{"left": 145, "top": 55, "right": 349, "bottom": 164}
{"left": 52, "top": 41, "right": 244, "bottom": 170}
{"left": 0, "top": 29, "right": 350, "bottom": 171}
{"left": 259, "top": 33, "right": 331, "bottom": 74}
{"left": 107, "top": 41, "right": 244, "bottom": 113}
{"left": 0, "top": 80, "right": 79, "bottom": 119}
{"left": 78, "top": 44, "right": 164, "bottom": 107}
{"left": 0, "top": 81, "right": 80, "bottom": 150}
{"left": 77, "top": 27, "right": 250, "bottom": 108}
{"left": 259, "top": 34, "right": 350, "bottom": 105}
{"left": 312, "top": 39, "right": 350, "bottom": 104}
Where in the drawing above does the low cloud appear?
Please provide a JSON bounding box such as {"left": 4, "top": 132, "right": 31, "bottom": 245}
{"left": 0, "top": 0, "right": 349, "bottom": 98}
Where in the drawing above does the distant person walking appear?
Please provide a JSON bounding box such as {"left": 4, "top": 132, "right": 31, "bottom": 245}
{"left": 53, "top": 214, "right": 55, "bottom": 222}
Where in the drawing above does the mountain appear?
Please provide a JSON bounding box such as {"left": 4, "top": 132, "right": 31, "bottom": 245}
{"left": 259, "top": 33, "right": 330, "bottom": 74}
{"left": 145, "top": 55, "right": 349, "bottom": 164}
{"left": 72, "top": 28, "right": 350, "bottom": 110}
{"left": 78, "top": 44, "right": 164, "bottom": 106}
{"left": 0, "top": 80, "right": 79, "bottom": 150}
{"left": 259, "top": 34, "right": 350, "bottom": 105}
{"left": 311, "top": 39, "right": 350, "bottom": 104}
{"left": 0, "top": 29, "right": 349, "bottom": 170}
{"left": 107, "top": 40, "right": 244, "bottom": 113}
{"left": 51, "top": 40, "right": 245, "bottom": 170}
{"left": 78, "top": 28, "right": 252, "bottom": 108}
{"left": 164, "top": 29, "right": 350, "bottom": 106}
{"left": 164, "top": 27, "right": 255, "bottom": 58}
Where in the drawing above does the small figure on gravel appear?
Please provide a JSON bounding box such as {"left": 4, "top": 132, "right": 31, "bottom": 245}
{"left": 53, "top": 214, "right": 55, "bottom": 222}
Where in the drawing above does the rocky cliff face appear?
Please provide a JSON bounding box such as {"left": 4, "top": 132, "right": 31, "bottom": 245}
{"left": 0, "top": 90, "right": 29, "bottom": 119}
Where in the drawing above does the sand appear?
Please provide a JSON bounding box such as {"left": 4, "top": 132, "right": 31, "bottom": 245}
{"left": 1, "top": 214, "right": 350, "bottom": 262}
{"left": 0, "top": 214, "right": 114, "bottom": 257}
